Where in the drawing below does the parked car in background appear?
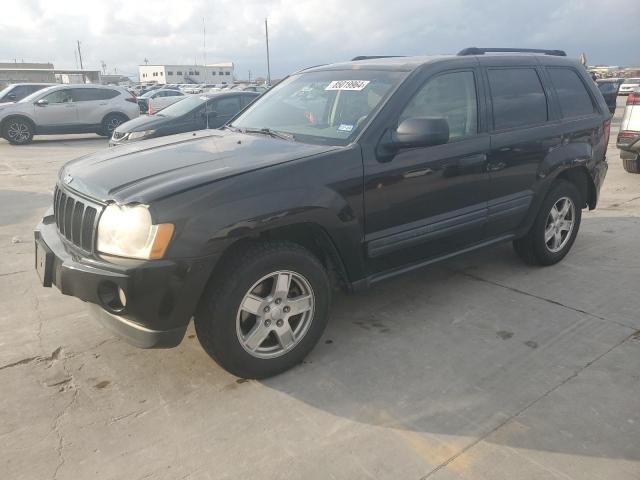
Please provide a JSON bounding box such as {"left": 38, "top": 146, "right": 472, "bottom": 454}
{"left": 596, "top": 79, "right": 620, "bottom": 114}
{"left": 110, "top": 91, "right": 258, "bottom": 145}
{"left": 36, "top": 48, "right": 610, "bottom": 378}
{"left": 0, "top": 83, "right": 55, "bottom": 104}
{"left": 0, "top": 84, "right": 139, "bottom": 144}
{"left": 137, "top": 89, "right": 184, "bottom": 114}
{"left": 619, "top": 78, "right": 640, "bottom": 95}
{"left": 181, "top": 85, "right": 205, "bottom": 94}
{"left": 617, "top": 88, "right": 640, "bottom": 173}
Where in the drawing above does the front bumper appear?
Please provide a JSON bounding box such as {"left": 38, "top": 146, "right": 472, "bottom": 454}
{"left": 35, "top": 211, "right": 217, "bottom": 348}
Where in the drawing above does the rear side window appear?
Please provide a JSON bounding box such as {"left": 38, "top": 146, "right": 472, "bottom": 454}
{"left": 72, "top": 88, "right": 119, "bottom": 101}
{"left": 488, "top": 68, "right": 548, "bottom": 130}
{"left": 214, "top": 96, "right": 241, "bottom": 115}
{"left": 547, "top": 68, "right": 595, "bottom": 118}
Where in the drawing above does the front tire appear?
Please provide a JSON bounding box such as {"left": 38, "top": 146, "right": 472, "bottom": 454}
{"left": 195, "top": 241, "right": 331, "bottom": 378}
{"left": 99, "top": 113, "right": 127, "bottom": 137}
{"left": 513, "top": 180, "right": 582, "bottom": 266}
{"left": 2, "top": 118, "right": 34, "bottom": 145}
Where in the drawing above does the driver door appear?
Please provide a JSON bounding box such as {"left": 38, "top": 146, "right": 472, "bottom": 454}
{"left": 363, "top": 69, "right": 491, "bottom": 272}
{"left": 33, "top": 89, "right": 78, "bottom": 129}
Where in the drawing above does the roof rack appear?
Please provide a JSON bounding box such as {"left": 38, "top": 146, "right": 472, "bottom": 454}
{"left": 457, "top": 47, "right": 566, "bottom": 57}
{"left": 350, "top": 56, "right": 405, "bottom": 61}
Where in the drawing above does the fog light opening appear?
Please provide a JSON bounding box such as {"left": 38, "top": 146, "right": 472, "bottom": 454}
{"left": 118, "top": 287, "right": 127, "bottom": 308}
{"left": 98, "top": 282, "right": 126, "bottom": 313}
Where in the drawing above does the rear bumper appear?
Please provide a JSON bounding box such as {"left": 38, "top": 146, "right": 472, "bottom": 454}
{"left": 35, "top": 211, "right": 218, "bottom": 348}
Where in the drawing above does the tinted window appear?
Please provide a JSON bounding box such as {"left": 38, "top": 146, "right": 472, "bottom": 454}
{"left": 72, "top": 88, "right": 119, "bottom": 101}
{"left": 548, "top": 68, "right": 595, "bottom": 118}
{"left": 488, "top": 68, "right": 548, "bottom": 130}
{"left": 399, "top": 71, "right": 478, "bottom": 140}
{"left": 597, "top": 82, "right": 618, "bottom": 94}
{"left": 240, "top": 94, "right": 257, "bottom": 107}
{"left": 214, "top": 96, "right": 241, "bottom": 115}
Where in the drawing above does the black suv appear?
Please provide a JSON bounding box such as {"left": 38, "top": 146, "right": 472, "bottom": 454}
{"left": 35, "top": 48, "right": 610, "bottom": 378}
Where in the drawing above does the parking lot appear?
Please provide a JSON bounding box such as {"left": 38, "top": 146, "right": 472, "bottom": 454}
{"left": 0, "top": 95, "right": 638, "bottom": 479}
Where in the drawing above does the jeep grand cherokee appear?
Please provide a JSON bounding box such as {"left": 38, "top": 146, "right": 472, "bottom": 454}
{"left": 35, "top": 48, "right": 610, "bottom": 378}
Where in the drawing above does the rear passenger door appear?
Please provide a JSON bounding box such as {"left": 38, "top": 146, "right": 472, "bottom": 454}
{"left": 72, "top": 88, "right": 119, "bottom": 125}
{"left": 483, "top": 64, "right": 560, "bottom": 237}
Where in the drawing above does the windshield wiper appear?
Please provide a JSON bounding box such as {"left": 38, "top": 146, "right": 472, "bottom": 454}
{"left": 242, "top": 127, "right": 295, "bottom": 141}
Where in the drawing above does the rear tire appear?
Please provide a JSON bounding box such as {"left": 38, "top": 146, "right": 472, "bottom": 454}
{"left": 99, "top": 113, "right": 127, "bottom": 137}
{"left": 195, "top": 241, "right": 331, "bottom": 379}
{"left": 513, "top": 180, "right": 582, "bottom": 266}
{"left": 622, "top": 157, "right": 640, "bottom": 174}
{"left": 2, "top": 118, "right": 34, "bottom": 145}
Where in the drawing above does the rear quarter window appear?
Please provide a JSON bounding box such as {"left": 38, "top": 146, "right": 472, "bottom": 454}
{"left": 488, "top": 68, "right": 548, "bottom": 130}
{"left": 547, "top": 68, "right": 595, "bottom": 118}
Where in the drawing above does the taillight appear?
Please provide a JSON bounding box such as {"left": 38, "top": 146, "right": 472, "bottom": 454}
{"left": 627, "top": 92, "right": 640, "bottom": 105}
{"left": 125, "top": 96, "right": 137, "bottom": 103}
{"left": 148, "top": 101, "right": 156, "bottom": 115}
{"left": 617, "top": 130, "right": 639, "bottom": 145}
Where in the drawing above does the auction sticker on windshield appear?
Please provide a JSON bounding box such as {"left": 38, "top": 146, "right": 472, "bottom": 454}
{"left": 325, "top": 80, "right": 370, "bottom": 91}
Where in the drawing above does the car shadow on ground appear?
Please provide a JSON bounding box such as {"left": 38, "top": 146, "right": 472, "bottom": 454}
{"left": 257, "top": 215, "right": 640, "bottom": 463}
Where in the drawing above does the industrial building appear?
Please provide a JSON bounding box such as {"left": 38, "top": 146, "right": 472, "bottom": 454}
{"left": 0, "top": 62, "right": 101, "bottom": 89}
{"left": 138, "top": 63, "right": 234, "bottom": 84}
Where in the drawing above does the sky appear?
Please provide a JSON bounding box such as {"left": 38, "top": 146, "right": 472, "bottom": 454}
{"left": 1, "top": 0, "right": 639, "bottom": 81}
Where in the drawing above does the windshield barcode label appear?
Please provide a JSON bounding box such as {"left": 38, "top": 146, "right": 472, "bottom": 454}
{"left": 325, "top": 80, "right": 370, "bottom": 91}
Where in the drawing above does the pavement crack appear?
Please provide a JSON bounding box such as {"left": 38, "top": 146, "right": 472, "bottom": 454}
{"left": 51, "top": 351, "right": 78, "bottom": 480}
{"left": 453, "top": 269, "right": 637, "bottom": 331}
{"left": 419, "top": 329, "right": 639, "bottom": 479}
{"left": 0, "top": 346, "right": 62, "bottom": 371}
{"left": 0, "top": 270, "right": 27, "bottom": 277}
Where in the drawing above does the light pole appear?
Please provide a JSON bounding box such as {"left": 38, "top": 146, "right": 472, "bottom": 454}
{"left": 265, "top": 18, "right": 271, "bottom": 86}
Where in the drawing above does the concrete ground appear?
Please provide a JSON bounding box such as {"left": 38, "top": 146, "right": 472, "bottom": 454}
{"left": 0, "top": 97, "right": 639, "bottom": 480}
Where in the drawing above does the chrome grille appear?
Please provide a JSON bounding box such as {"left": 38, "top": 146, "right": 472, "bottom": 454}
{"left": 53, "top": 185, "right": 101, "bottom": 252}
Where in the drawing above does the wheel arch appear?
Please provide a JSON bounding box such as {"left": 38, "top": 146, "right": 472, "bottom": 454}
{"left": 1, "top": 114, "right": 36, "bottom": 132}
{"left": 205, "top": 222, "right": 353, "bottom": 294}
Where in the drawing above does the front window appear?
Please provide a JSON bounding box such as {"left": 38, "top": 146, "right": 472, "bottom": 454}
{"left": 231, "top": 69, "right": 407, "bottom": 145}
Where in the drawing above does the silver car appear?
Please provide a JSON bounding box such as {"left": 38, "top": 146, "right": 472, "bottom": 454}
{"left": 0, "top": 84, "right": 139, "bottom": 145}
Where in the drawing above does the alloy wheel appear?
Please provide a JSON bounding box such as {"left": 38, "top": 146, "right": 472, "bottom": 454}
{"left": 7, "top": 122, "right": 30, "bottom": 143}
{"left": 544, "top": 196, "right": 575, "bottom": 253}
{"left": 236, "top": 270, "right": 315, "bottom": 359}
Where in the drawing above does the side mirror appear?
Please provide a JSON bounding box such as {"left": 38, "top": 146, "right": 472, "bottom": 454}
{"left": 391, "top": 117, "right": 449, "bottom": 149}
{"left": 35, "top": 99, "right": 48, "bottom": 107}
{"left": 7, "top": 93, "right": 16, "bottom": 100}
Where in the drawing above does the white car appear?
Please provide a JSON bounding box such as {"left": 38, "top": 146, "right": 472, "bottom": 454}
{"left": 617, "top": 88, "right": 640, "bottom": 173}
{"left": 137, "top": 88, "right": 185, "bottom": 114}
{"left": 619, "top": 78, "right": 640, "bottom": 95}
{"left": 0, "top": 84, "right": 139, "bottom": 145}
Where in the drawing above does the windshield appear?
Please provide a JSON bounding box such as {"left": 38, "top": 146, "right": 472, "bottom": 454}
{"left": 158, "top": 95, "right": 207, "bottom": 116}
{"left": 623, "top": 78, "right": 640, "bottom": 84}
{"left": 231, "top": 69, "right": 407, "bottom": 145}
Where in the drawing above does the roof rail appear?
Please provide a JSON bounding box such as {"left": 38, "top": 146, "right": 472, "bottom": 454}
{"left": 350, "top": 55, "right": 405, "bottom": 61}
{"left": 457, "top": 47, "right": 566, "bottom": 57}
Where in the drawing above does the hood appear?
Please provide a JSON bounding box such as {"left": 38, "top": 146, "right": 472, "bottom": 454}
{"left": 60, "top": 129, "right": 339, "bottom": 204}
{"left": 115, "top": 114, "right": 175, "bottom": 133}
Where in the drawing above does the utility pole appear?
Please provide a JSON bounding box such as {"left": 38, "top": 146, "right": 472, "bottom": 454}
{"left": 265, "top": 18, "right": 271, "bottom": 86}
{"left": 248, "top": 70, "right": 252, "bottom": 83}
{"left": 77, "top": 40, "right": 86, "bottom": 83}
{"left": 203, "top": 17, "right": 207, "bottom": 84}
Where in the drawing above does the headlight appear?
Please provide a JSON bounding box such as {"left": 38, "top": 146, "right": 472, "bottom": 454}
{"left": 97, "top": 204, "right": 174, "bottom": 259}
{"left": 128, "top": 130, "right": 156, "bottom": 140}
